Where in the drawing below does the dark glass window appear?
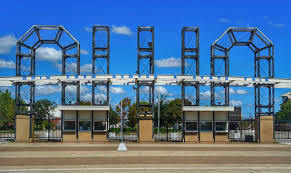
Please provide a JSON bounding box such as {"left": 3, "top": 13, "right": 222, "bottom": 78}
{"left": 64, "top": 121, "right": 75, "bottom": 131}
{"left": 216, "top": 122, "right": 227, "bottom": 131}
{"left": 79, "top": 121, "right": 91, "bottom": 131}
{"left": 185, "top": 121, "right": 197, "bottom": 131}
{"left": 94, "top": 121, "right": 106, "bottom": 131}
{"left": 200, "top": 121, "right": 212, "bottom": 131}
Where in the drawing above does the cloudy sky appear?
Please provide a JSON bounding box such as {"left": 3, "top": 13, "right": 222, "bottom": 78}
{"left": 0, "top": 0, "right": 290, "bottom": 118}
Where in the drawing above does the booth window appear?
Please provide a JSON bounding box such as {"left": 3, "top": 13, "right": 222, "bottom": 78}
{"left": 93, "top": 112, "right": 106, "bottom": 131}
{"left": 63, "top": 113, "right": 76, "bottom": 131}
{"left": 94, "top": 121, "right": 106, "bottom": 131}
{"left": 185, "top": 121, "right": 197, "bottom": 132}
{"left": 216, "top": 121, "right": 228, "bottom": 132}
{"left": 200, "top": 121, "right": 212, "bottom": 131}
{"left": 79, "top": 114, "right": 91, "bottom": 131}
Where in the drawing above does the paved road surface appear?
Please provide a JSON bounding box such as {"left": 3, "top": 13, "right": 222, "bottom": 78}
{"left": 0, "top": 142, "right": 291, "bottom": 172}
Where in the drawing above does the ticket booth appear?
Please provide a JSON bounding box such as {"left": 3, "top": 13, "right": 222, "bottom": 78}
{"left": 183, "top": 106, "right": 234, "bottom": 143}
{"left": 58, "top": 106, "right": 109, "bottom": 142}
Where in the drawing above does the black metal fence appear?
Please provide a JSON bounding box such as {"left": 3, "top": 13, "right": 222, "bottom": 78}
{"left": 274, "top": 120, "right": 291, "bottom": 140}
{"left": 0, "top": 119, "right": 15, "bottom": 141}
{"left": 228, "top": 120, "right": 256, "bottom": 142}
{"left": 33, "top": 118, "right": 62, "bottom": 142}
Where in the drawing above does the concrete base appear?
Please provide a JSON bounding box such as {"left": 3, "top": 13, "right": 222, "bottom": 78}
{"left": 184, "top": 132, "right": 199, "bottom": 142}
{"left": 259, "top": 116, "right": 274, "bottom": 143}
{"left": 117, "top": 143, "right": 127, "bottom": 151}
{"left": 16, "top": 115, "right": 33, "bottom": 143}
{"left": 139, "top": 119, "right": 153, "bottom": 142}
{"left": 63, "top": 132, "right": 77, "bottom": 142}
{"left": 215, "top": 132, "right": 229, "bottom": 142}
{"left": 78, "top": 132, "right": 92, "bottom": 142}
{"left": 200, "top": 132, "right": 213, "bottom": 142}
{"left": 93, "top": 132, "right": 107, "bottom": 142}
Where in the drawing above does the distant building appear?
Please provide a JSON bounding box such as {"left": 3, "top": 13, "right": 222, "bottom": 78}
{"left": 280, "top": 92, "right": 291, "bottom": 103}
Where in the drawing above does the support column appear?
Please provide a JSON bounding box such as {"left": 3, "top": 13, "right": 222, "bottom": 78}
{"left": 256, "top": 116, "right": 274, "bottom": 143}
{"left": 15, "top": 115, "right": 34, "bottom": 143}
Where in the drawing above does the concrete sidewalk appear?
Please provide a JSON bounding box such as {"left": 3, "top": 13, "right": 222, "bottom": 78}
{"left": 0, "top": 142, "right": 291, "bottom": 172}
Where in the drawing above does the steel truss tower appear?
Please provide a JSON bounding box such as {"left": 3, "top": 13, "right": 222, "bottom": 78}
{"left": 137, "top": 26, "right": 154, "bottom": 140}
{"left": 16, "top": 25, "right": 80, "bottom": 137}
{"left": 211, "top": 27, "right": 274, "bottom": 141}
{"left": 92, "top": 25, "right": 110, "bottom": 138}
{"left": 181, "top": 27, "right": 200, "bottom": 141}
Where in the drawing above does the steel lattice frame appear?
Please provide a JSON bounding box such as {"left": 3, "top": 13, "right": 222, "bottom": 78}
{"left": 92, "top": 25, "right": 110, "bottom": 139}
{"left": 211, "top": 27, "right": 274, "bottom": 112}
{"left": 181, "top": 27, "right": 200, "bottom": 141}
{"left": 211, "top": 27, "right": 274, "bottom": 142}
{"left": 16, "top": 25, "right": 80, "bottom": 114}
{"left": 137, "top": 26, "right": 155, "bottom": 140}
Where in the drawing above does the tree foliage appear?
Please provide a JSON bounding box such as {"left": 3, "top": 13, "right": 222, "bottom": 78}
{"left": 34, "top": 99, "right": 56, "bottom": 119}
{"left": 275, "top": 100, "right": 291, "bottom": 120}
{"left": 0, "top": 90, "right": 14, "bottom": 128}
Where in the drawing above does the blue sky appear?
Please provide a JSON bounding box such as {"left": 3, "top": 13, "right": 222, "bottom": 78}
{"left": 0, "top": 0, "right": 290, "bottom": 118}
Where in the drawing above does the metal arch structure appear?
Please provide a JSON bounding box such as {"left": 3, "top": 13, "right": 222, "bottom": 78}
{"left": 137, "top": 26, "right": 155, "bottom": 140}
{"left": 210, "top": 27, "right": 274, "bottom": 118}
{"left": 15, "top": 25, "right": 80, "bottom": 116}
{"left": 181, "top": 27, "right": 200, "bottom": 141}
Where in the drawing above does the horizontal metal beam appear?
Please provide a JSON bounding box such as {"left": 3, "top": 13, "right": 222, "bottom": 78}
{"left": 0, "top": 74, "right": 290, "bottom": 88}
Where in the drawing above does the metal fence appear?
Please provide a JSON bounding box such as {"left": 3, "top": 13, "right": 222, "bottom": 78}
{"left": 228, "top": 120, "right": 256, "bottom": 142}
{"left": 0, "top": 119, "right": 15, "bottom": 141}
{"left": 154, "top": 124, "right": 183, "bottom": 142}
{"left": 274, "top": 120, "right": 291, "bottom": 140}
{"left": 107, "top": 128, "right": 138, "bottom": 142}
{"left": 33, "top": 118, "right": 62, "bottom": 142}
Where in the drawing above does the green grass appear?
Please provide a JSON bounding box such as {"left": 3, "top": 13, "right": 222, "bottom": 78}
{"left": 154, "top": 128, "right": 182, "bottom": 134}
{"left": 109, "top": 128, "right": 137, "bottom": 133}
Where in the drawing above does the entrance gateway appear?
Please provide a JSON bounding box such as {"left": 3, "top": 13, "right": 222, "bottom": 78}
{"left": 8, "top": 25, "right": 289, "bottom": 143}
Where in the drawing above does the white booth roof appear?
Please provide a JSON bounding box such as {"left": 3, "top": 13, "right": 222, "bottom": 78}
{"left": 57, "top": 105, "right": 110, "bottom": 111}
{"left": 183, "top": 106, "right": 234, "bottom": 112}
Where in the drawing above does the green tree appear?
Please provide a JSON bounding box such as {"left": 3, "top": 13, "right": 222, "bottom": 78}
{"left": 0, "top": 90, "right": 15, "bottom": 129}
{"left": 34, "top": 99, "right": 56, "bottom": 119}
{"left": 128, "top": 103, "right": 137, "bottom": 128}
{"left": 109, "top": 106, "right": 119, "bottom": 125}
{"left": 275, "top": 101, "right": 291, "bottom": 120}
{"left": 80, "top": 101, "right": 91, "bottom": 105}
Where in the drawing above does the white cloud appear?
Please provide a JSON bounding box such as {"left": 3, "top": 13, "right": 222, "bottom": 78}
{"left": 35, "top": 85, "right": 61, "bottom": 96}
{"left": 36, "top": 47, "right": 62, "bottom": 62}
{"left": 97, "top": 86, "right": 124, "bottom": 94}
{"left": 80, "top": 63, "right": 92, "bottom": 74}
{"left": 267, "top": 21, "right": 285, "bottom": 28}
{"left": 230, "top": 100, "right": 242, "bottom": 106}
{"left": 112, "top": 25, "right": 132, "bottom": 36}
{"left": 111, "top": 87, "right": 124, "bottom": 94}
{"left": 0, "top": 59, "right": 15, "bottom": 69}
{"left": 275, "top": 99, "right": 280, "bottom": 103}
{"left": 218, "top": 18, "right": 232, "bottom": 23}
{"left": 0, "top": 35, "right": 17, "bottom": 54}
{"left": 155, "top": 57, "right": 185, "bottom": 68}
{"left": 80, "top": 49, "right": 89, "bottom": 55}
{"left": 221, "top": 88, "right": 248, "bottom": 95}
{"left": 55, "top": 62, "right": 92, "bottom": 74}
{"left": 236, "top": 89, "right": 248, "bottom": 95}
{"left": 155, "top": 86, "right": 173, "bottom": 96}
{"left": 200, "top": 90, "right": 211, "bottom": 100}
{"left": 84, "top": 26, "right": 92, "bottom": 32}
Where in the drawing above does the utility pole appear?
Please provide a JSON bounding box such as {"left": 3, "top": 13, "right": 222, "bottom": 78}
{"left": 158, "top": 86, "right": 160, "bottom": 135}
{"left": 120, "top": 90, "right": 124, "bottom": 142}
{"left": 117, "top": 87, "right": 127, "bottom": 151}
